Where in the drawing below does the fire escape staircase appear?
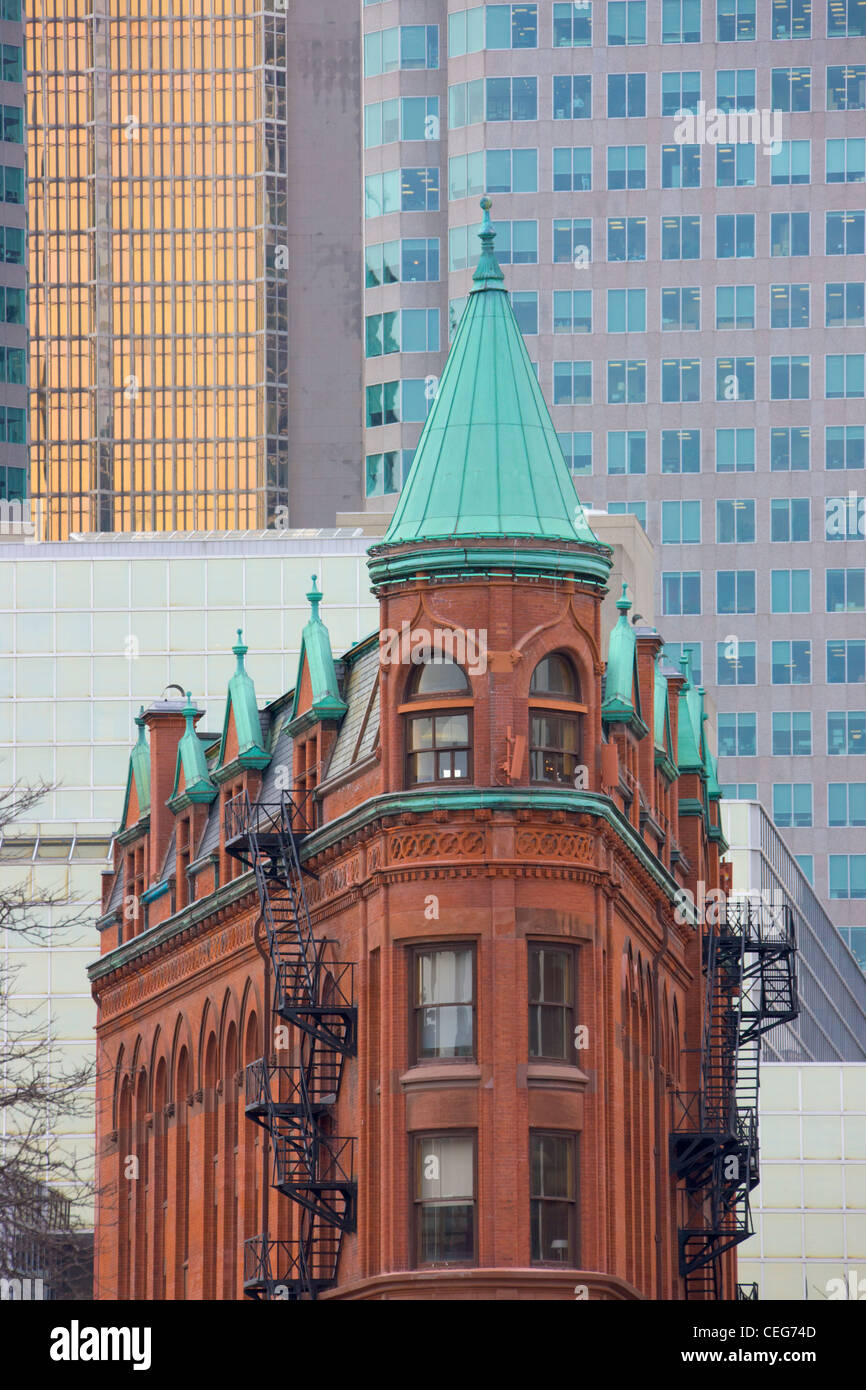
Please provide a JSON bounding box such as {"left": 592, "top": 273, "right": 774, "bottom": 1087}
{"left": 670, "top": 898, "right": 797, "bottom": 1300}
{"left": 225, "top": 789, "right": 357, "bottom": 1301}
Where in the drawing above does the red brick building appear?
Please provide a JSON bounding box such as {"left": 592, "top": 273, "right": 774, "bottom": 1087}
{"left": 91, "top": 207, "right": 794, "bottom": 1301}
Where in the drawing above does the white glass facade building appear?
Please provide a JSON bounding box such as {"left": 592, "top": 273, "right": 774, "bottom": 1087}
{"left": 739, "top": 1063, "right": 866, "bottom": 1301}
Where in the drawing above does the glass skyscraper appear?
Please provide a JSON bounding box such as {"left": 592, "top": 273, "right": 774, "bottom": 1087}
{"left": 360, "top": 0, "right": 866, "bottom": 961}
{"left": 27, "top": 0, "right": 364, "bottom": 539}
{"left": 0, "top": 0, "right": 25, "bottom": 505}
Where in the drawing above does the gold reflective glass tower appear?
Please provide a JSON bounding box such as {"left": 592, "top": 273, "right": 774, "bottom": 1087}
{"left": 28, "top": 0, "right": 362, "bottom": 539}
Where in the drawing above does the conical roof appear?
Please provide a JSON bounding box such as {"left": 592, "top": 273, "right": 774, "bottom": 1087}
{"left": 218, "top": 630, "right": 270, "bottom": 768}
{"left": 288, "top": 576, "right": 348, "bottom": 725}
{"left": 368, "top": 199, "right": 611, "bottom": 588}
{"left": 601, "top": 584, "right": 648, "bottom": 737}
{"left": 170, "top": 693, "right": 217, "bottom": 805}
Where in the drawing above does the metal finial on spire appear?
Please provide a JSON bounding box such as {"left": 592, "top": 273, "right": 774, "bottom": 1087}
{"left": 232, "top": 628, "right": 248, "bottom": 670}
{"left": 472, "top": 196, "right": 505, "bottom": 289}
{"left": 616, "top": 581, "right": 631, "bottom": 613}
{"left": 181, "top": 689, "right": 199, "bottom": 731}
{"left": 306, "top": 573, "right": 322, "bottom": 620}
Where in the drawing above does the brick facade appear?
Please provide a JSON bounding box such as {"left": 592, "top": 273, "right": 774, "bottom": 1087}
{"left": 91, "top": 556, "right": 727, "bottom": 1301}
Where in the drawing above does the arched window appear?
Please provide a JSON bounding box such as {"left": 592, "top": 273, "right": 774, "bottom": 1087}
{"left": 153, "top": 1058, "right": 168, "bottom": 1300}
{"left": 175, "top": 1048, "right": 190, "bottom": 1299}
{"left": 133, "top": 1065, "right": 148, "bottom": 1299}
{"left": 117, "top": 1075, "right": 132, "bottom": 1299}
{"left": 203, "top": 1033, "right": 218, "bottom": 1299}
{"left": 405, "top": 659, "right": 473, "bottom": 787}
{"left": 531, "top": 654, "right": 578, "bottom": 699}
{"left": 529, "top": 653, "right": 584, "bottom": 785}
{"left": 222, "top": 1024, "right": 238, "bottom": 1300}
{"left": 409, "top": 659, "right": 471, "bottom": 698}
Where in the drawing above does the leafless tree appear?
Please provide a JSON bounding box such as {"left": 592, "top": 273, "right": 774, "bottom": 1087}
{"left": 0, "top": 782, "right": 97, "bottom": 1297}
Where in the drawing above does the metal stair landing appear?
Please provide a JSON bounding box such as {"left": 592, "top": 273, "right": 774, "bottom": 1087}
{"left": 226, "top": 789, "right": 358, "bottom": 1301}
{"left": 671, "top": 897, "right": 797, "bottom": 1300}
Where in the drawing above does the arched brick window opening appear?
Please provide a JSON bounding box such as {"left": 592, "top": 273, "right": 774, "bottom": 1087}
{"left": 153, "top": 1058, "right": 168, "bottom": 1299}
{"left": 242, "top": 1011, "right": 261, "bottom": 1250}
{"left": 223, "top": 1023, "right": 239, "bottom": 1299}
{"left": 661, "top": 988, "right": 670, "bottom": 1077}
{"left": 133, "top": 1064, "right": 148, "bottom": 1298}
{"left": 404, "top": 658, "right": 473, "bottom": 787}
{"left": 622, "top": 943, "right": 635, "bottom": 1284}
{"left": 529, "top": 653, "right": 585, "bottom": 785}
{"left": 117, "top": 1074, "right": 132, "bottom": 1299}
{"left": 203, "top": 1032, "right": 219, "bottom": 1298}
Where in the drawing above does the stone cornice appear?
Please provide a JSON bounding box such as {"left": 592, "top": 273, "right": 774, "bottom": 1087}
{"left": 213, "top": 753, "right": 269, "bottom": 785}
{"left": 116, "top": 817, "right": 149, "bottom": 848}
{"left": 96, "top": 911, "right": 258, "bottom": 1022}
{"left": 300, "top": 788, "right": 693, "bottom": 916}
{"left": 88, "top": 872, "right": 260, "bottom": 986}
{"left": 90, "top": 791, "right": 698, "bottom": 989}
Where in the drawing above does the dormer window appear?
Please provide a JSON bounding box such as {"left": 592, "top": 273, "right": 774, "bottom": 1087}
{"left": 404, "top": 659, "right": 473, "bottom": 787}
{"left": 529, "top": 653, "right": 585, "bottom": 785}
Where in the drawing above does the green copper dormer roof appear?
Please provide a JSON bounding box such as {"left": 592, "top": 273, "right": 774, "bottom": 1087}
{"left": 368, "top": 200, "right": 611, "bottom": 590}
{"left": 287, "top": 577, "right": 348, "bottom": 729}
{"left": 120, "top": 707, "right": 151, "bottom": 828}
{"left": 218, "top": 630, "right": 270, "bottom": 768}
{"left": 601, "top": 585, "right": 648, "bottom": 737}
{"left": 702, "top": 710, "right": 722, "bottom": 801}
{"left": 701, "top": 709, "right": 728, "bottom": 846}
{"left": 170, "top": 693, "right": 217, "bottom": 805}
{"left": 676, "top": 652, "right": 705, "bottom": 774}
{"left": 653, "top": 656, "right": 669, "bottom": 752}
{"left": 654, "top": 654, "right": 678, "bottom": 781}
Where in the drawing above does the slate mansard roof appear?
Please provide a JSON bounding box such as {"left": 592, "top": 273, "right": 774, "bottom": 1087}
{"left": 104, "top": 614, "right": 382, "bottom": 915}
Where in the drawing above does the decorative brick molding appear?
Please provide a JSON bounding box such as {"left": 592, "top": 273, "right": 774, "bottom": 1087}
{"left": 515, "top": 829, "right": 594, "bottom": 861}
{"left": 390, "top": 828, "right": 486, "bottom": 862}
{"left": 304, "top": 855, "right": 362, "bottom": 907}
{"left": 99, "top": 916, "right": 254, "bottom": 1018}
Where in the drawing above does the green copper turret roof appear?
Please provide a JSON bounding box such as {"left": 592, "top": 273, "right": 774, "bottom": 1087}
{"left": 369, "top": 200, "right": 611, "bottom": 587}
{"left": 218, "top": 630, "right": 270, "bottom": 768}
{"left": 287, "top": 577, "right": 348, "bottom": 728}
{"left": 171, "top": 693, "right": 217, "bottom": 805}
{"left": 120, "top": 707, "right": 150, "bottom": 826}
{"left": 676, "top": 652, "right": 705, "bottom": 773}
{"left": 601, "top": 585, "right": 647, "bottom": 737}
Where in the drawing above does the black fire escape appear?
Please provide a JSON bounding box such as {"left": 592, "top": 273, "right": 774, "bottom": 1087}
{"left": 225, "top": 790, "right": 357, "bottom": 1300}
{"left": 670, "top": 898, "right": 798, "bottom": 1299}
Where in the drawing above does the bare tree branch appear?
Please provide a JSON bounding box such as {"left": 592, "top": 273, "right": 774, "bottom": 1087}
{"left": 0, "top": 783, "right": 99, "bottom": 1295}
